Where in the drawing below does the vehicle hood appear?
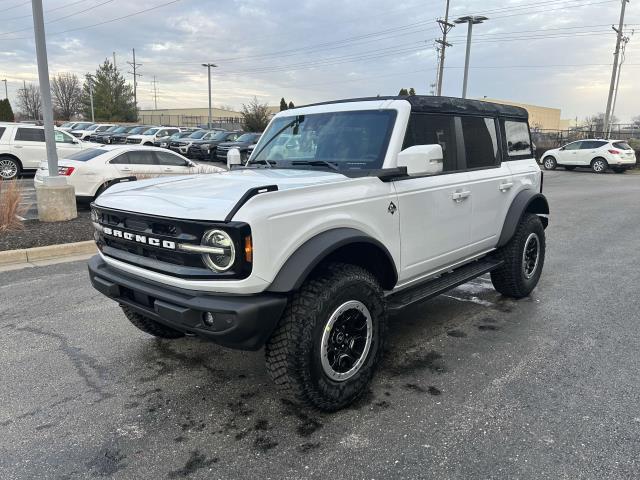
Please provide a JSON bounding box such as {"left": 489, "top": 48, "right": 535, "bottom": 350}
{"left": 94, "top": 168, "right": 351, "bottom": 221}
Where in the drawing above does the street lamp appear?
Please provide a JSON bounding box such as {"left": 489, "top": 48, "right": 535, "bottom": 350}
{"left": 202, "top": 63, "right": 217, "bottom": 128}
{"left": 454, "top": 15, "right": 488, "bottom": 99}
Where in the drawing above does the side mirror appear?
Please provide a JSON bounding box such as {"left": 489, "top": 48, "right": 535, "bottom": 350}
{"left": 397, "top": 144, "right": 443, "bottom": 176}
{"left": 559, "top": 146, "right": 565, "bottom": 151}
{"left": 227, "top": 148, "right": 242, "bottom": 169}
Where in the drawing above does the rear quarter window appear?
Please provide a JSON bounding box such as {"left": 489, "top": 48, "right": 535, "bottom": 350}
{"left": 503, "top": 120, "right": 532, "bottom": 159}
{"left": 612, "top": 142, "right": 632, "bottom": 150}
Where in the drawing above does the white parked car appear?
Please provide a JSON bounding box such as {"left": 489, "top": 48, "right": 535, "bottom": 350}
{"left": 59, "top": 121, "right": 80, "bottom": 132}
{"left": 541, "top": 139, "right": 637, "bottom": 173}
{"left": 126, "top": 127, "right": 180, "bottom": 146}
{"left": 34, "top": 145, "right": 223, "bottom": 200}
{"left": 71, "top": 123, "right": 116, "bottom": 140}
{"left": 88, "top": 96, "right": 549, "bottom": 411}
{"left": 0, "top": 122, "right": 94, "bottom": 179}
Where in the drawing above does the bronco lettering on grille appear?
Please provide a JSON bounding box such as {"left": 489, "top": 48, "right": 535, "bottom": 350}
{"left": 102, "top": 226, "right": 176, "bottom": 250}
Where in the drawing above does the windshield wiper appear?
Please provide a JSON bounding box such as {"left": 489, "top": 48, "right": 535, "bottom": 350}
{"left": 248, "top": 159, "right": 277, "bottom": 167}
{"left": 291, "top": 160, "right": 340, "bottom": 171}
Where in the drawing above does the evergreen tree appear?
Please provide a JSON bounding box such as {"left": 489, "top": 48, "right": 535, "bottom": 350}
{"left": 0, "top": 99, "right": 15, "bottom": 122}
{"left": 279, "top": 97, "right": 288, "bottom": 111}
{"left": 408, "top": 87, "right": 416, "bottom": 96}
{"left": 398, "top": 88, "right": 409, "bottom": 96}
{"left": 288, "top": 101, "right": 295, "bottom": 109}
{"left": 81, "top": 60, "right": 137, "bottom": 122}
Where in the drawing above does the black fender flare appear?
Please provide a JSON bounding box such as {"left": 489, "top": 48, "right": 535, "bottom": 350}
{"left": 498, "top": 190, "right": 549, "bottom": 247}
{"left": 267, "top": 228, "right": 398, "bottom": 293}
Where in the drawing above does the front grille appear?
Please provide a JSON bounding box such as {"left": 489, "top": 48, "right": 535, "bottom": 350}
{"left": 126, "top": 138, "right": 139, "bottom": 144}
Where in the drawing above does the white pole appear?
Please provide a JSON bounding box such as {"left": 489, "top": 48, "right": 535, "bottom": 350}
{"left": 462, "top": 21, "right": 473, "bottom": 99}
{"left": 31, "top": 0, "right": 60, "bottom": 183}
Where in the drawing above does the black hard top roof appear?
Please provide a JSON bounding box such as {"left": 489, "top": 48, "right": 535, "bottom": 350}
{"left": 298, "top": 95, "right": 528, "bottom": 119}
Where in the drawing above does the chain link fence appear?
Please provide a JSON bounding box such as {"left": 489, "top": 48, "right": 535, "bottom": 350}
{"left": 137, "top": 114, "right": 243, "bottom": 130}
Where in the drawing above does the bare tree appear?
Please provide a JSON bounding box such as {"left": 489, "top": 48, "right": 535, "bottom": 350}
{"left": 51, "top": 73, "right": 82, "bottom": 120}
{"left": 16, "top": 83, "right": 42, "bottom": 120}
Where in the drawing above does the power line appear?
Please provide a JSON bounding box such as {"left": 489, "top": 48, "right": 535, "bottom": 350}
{"left": 3, "top": 0, "right": 88, "bottom": 21}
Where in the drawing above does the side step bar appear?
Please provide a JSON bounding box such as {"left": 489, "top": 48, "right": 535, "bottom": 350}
{"left": 386, "top": 258, "right": 503, "bottom": 311}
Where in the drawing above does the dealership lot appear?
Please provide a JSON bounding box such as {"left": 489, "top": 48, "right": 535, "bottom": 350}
{"left": 1, "top": 170, "right": 639, "bottom": 479}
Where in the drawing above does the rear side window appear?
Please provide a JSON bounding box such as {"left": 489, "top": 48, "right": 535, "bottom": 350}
{"left": 460, "top": 117, "right": 499, "bottom": 169}
{"left": 613, "top": 141, "right": 632, "bottom": 150}
{"left": 564, "top": 141, "right": 582, "bottom": 150}
{"left": 403, "top": 113, "right": 458, "bottom": 172}
{"left": 580, "top": 140, "right": 607, "bottom": 149}
{"left": 126, "top": 151, "right": 156, "bottom": 165}
{"left": 15, "top": 127, "right": 45, "bottom": 142}
{"left": 504, "top": 120, "right": 532, "bottom": 158}
{"left": 0, "top": 127, "right": 5, "bottom": 140}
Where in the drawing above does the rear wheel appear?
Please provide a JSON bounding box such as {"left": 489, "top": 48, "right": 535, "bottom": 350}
{"left": 491, "top": 214, "right": 545, "bottom": 299}
{"left": 265, "top": 263, "right": 386, "bottom": 411}
{"left": 591, "top": 157, "right": 608, "bottom": 173}
{"left": 0, "top": 157, "right": 21, "bottom": 180}
{"left": 121, "top": 305, "right": 185, "bottom": 339}
{"left": 543, "top": 156, "right": 557, "bottom": 170}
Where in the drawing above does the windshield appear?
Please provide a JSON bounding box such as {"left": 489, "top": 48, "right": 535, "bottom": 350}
{"left": 250, "top": 110, "right": 396, "bottom": 170}
{"left": 236, "top": 133, "right": 259, "bottom": 143}
{"left": 142, "top": 128, "right": 159, "bottom": 135}
{"left": 112, "top": 127, "right": 127, "bottom": 133}
{"left": 61, "top": 122, "right": 74, "bottom": 128}
{"left": 74, "top": 122, "right": 94, "bottom": 130}
{"left": 128, "top": 126, "right": 146, "bottom": 134}
{"left": 211, "top": 131, "right": 229, "bottom": 141}
{"left": 188, "top": 130, "right": 207, "bottom": 139}
{"left": 106, "top": 125, "right": 120, "bottom": 132}
{"left": 65, "top": 148, "right": 107, "bottom": 161}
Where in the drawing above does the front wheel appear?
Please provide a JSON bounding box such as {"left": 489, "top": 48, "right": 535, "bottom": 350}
{"left": 491, "top": 214, "right": 545, "bottom": 299}
{"left": 591, "top": 158, "right": 608, "bottom": 173}
{"left": 265, "top": 263, "right": 386, "bottom": 411}
{"left": 543, "top": 156, "right": 557, "bottom": 170}
{"left": 0, "top": 157, "right": 21, "bottom": 180}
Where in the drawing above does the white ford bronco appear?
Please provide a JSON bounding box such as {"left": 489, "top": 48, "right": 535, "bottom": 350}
{"left": 88, "top": 96, "right": 549, "bottom": 411}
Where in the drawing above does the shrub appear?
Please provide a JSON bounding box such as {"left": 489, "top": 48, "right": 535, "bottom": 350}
{"left": 0, "top": 179, "right": 27, "bottom": 236}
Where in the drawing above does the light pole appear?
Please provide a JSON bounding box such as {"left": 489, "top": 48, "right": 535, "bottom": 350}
{"left": 202, "top": 63, "right": 217, "bottom": 128}
{"left": 1, "top": 79, "right": 7, "bottom": 99}
{"left": 87, "top": 74, "right": 95, "bottom": 122}
{"left": 31, "top": 0, "right": 77, "bottom": 221}
{"left": 454, "top": 15, "right": 488, "bottom": 99}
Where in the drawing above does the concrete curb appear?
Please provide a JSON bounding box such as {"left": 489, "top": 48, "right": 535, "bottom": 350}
{"left": 0, "top": 240, "right": 97, "bottom": 267}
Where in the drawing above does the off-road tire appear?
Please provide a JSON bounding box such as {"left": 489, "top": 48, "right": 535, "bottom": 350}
{"left": 491, "top": 214, "right": 545, "bottom": 299}
{"left": 591, "top": 157, "right": 608, "bottom": 173}
{"left": 542, "top": 156, "right": 557, "bottom": 170}
{"left": 265, "top": 262, "right": 386, "bottom": 411}
{"left": 121, "top": 305, "right": 185, "bottom": 339}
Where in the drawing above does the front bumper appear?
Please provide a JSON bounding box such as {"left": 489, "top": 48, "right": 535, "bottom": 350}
{"left": 88, "top": 255, "right": 287, "bottom": 350}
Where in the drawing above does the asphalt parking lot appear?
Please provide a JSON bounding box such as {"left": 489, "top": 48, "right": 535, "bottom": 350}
{"left": 1, "top": 170, "right": 639, "bottom": 479}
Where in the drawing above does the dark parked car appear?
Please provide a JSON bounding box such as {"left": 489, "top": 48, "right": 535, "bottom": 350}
{"left": 110, "top": 125, "right": 151, "bottom": 144}
{"left": 87, "top": 125, "right": 120, "bottom": 143}
{"left": 215, "top": 132, "right": 262, "bottom": 162}
{"left": 94, "top": 125, "right": 139, "bottom": 144}
{"left": 168, "top": 129, "right": 217, "bottom": 156}
{"left": 187, "top": 130, "right": 242, "bottom": 160}
{"left": 154, "top": 131, "right": 194, "bottom": 148}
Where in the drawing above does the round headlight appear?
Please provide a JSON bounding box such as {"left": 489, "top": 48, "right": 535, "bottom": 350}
{"left": 201, "top": 229, "right": 235, "bottom": 272}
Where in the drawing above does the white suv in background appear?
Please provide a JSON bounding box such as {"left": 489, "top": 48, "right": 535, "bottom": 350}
{"left": 0, "top": 123, "right": 93, "bottom": 179}
{"left": 126, "top": 127, "right": 180, "bottom": 146}
{"left": 542, "top": 139, "right": 637, "bottom": 173}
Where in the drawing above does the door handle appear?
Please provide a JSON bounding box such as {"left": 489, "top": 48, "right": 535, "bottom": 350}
{"left": 163, "top": 167, "right": 173, "bottom": 172}
{"left": 14, "top": 145, "right": 22, "bottom": 148}
{"left": 499, "top": 182, "right": 514, "bottom": 191}
{"left": 451, "top": 190, "right": 471, "bottom": 202}
{"left": 121, "top": 167, "right": 132, "bottom": 171}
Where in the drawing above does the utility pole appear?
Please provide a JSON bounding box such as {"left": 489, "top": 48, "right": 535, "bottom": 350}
{"left": 87, "top": 74, "right": 95, "bottom": 122}
{"left": 454, "top": 15, "right": 488, "bottom": 99}
{"left": 202, "top": 63, "right": 217, "bottom": 128}
{"left": 127, "top": 48, "right": 142, "bottom": 110}
{"left": 603, "top": 0, "right": 629, "bottom": 139}
{"left": 113, "top": 51, "right": 116, "bottom": 69}
{"left": 609, "top": 33, "right": 631, "bottom": 135}
{"left": 31, "top": 0, "right": 76, "bottom": 221}
{"left": 1, "top": 79, "right": 7, "bottom": 99}
{"left": 152, "top": 76, "right": 158, "bottom": 110}
{"left": 435, "top": 0, "right": 454, "bottom": 96}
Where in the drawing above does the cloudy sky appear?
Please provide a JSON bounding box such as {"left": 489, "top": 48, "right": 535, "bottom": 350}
{"left": 0, "top": 0, "right": 638, "bottom": 121}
